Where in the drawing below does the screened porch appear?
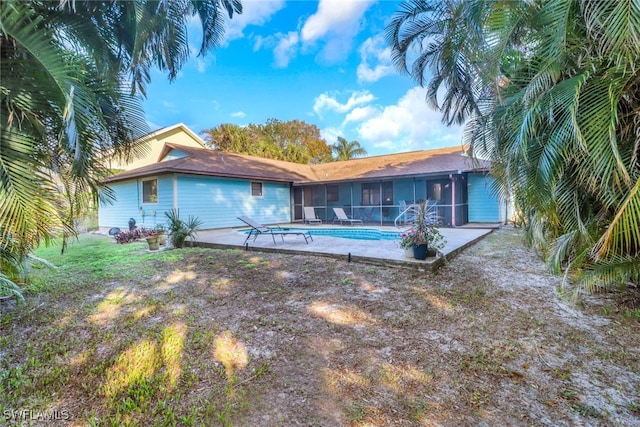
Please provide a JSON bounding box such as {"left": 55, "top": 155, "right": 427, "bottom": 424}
{"left": 292, "top": 175, "right": 469, "bottom": 227}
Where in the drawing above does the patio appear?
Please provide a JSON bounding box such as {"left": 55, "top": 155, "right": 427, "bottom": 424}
{"left": 192, "top": 224, "right": 499, "bottom": 271}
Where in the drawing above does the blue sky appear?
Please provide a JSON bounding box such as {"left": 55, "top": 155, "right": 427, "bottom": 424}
{"left": 143, "top": 0, "right": 463, "bottom": 156}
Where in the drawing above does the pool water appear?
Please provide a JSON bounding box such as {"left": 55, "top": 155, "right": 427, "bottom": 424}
{"left": 242, "top": 227, "right": 402, "bottom": 241}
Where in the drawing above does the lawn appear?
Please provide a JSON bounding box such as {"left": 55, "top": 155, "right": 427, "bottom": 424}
{"left": 1, "top": 228, "right": 639, "bottom": 426}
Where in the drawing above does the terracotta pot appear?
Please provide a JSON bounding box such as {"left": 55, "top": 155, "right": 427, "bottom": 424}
{"left": 157, "top": 233, "right": 167, "bottom": 245}
{"left": 146, "top": 236, "right": 160, "bottom": 251}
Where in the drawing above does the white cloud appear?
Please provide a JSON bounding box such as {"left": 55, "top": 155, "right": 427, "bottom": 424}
{"left": 354, "top": 87, "right": 463, "bottom": 152}
{"left": 231, "top": 111, "right": 246, "bottom": 118}
{"left": 313, "top": 90, "right": 376, "bottom": 115}
{"left": 273, "top": 31, "right": 299, "bottom": 68}
{"left": 224, "top": 0, "right": 286, "bottom": 41}
{"left": 301, "top": 0, "right": 373, "bottom": 42}
{"left": 343, "top": 106, "right": 378, "bottom": 124}
{"left": 357, "top": 34, "right": 396, "bottom": 83}
{"left": 320, "top": 126, "right": 343, "bottom": 144}
{"left": 300, "top": 0, "right": 376, "bottom": 63}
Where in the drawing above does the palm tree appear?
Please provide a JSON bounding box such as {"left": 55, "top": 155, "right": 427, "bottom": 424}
{"left": 332, "top": 137, "right": 368, "bottom": 161}
{"left": 387, "top": 0, "right": 640, "bottom": 294}
{"left": 0, "top": 0, "right": 241, "bottom": 281}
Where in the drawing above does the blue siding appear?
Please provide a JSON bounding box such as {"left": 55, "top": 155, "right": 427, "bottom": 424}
{"left": 468, "top": 173, "right": 499, "bottom": 222}
{"left": 99, "top": 175, "right": 175, "bottom": 229}
{"left": 176, "top": 175, "right": 291, "bottom": 228}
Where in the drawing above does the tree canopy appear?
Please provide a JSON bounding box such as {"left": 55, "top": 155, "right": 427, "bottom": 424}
{"left": 388, "top": 0, "right": 640, "bottom": 294}
{"left": 200, "top": 119, "right": 333, "bottom": 164}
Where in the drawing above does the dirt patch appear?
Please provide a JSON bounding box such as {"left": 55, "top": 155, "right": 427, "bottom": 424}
{"left": 1, "top": 227, "right": 639, "bottom": 425}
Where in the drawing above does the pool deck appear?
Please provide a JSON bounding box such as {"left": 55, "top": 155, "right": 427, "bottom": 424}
{"left": 192, "top": 224, "right": 500, "bottom": 272}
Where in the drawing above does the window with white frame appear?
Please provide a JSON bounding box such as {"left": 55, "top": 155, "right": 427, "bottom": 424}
{"left": 251, "top": 181, "right": 263, "bottom": 197}
{"left": 142, "top": 178, "right": 158, "bottom": 203}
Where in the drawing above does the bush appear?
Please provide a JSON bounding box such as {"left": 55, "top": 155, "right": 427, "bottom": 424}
{"left": 165, "top": 209, "right": 202, "bottom": 248}
{"left": 114, "top": 227, "right": 156, "bottom": 244}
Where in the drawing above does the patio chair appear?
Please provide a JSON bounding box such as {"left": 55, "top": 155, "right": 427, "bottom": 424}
{"left": 303, "top": 207, "right": 322, "bottom": 225}
{"left": 237, "top": 216, "right": 313, "bottom": 245}
{"left": 332, "top": 208, "right": 363, "bottom": 226}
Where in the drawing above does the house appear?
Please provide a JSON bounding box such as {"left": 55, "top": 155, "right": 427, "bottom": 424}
{"left": 99, "top": 127, "right": 510, "bottom": 231}
{"left": 109, "top": 123, "right": 207, "bottom": 171}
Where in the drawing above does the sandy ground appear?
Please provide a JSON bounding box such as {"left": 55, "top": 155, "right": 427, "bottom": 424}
{"left": 1, "top": 226, "right": 639, "bottom": 426}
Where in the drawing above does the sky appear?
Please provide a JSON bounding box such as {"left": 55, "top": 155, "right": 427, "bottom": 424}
{"left": 143, "top": 0, "right": 463, "bottom": 157}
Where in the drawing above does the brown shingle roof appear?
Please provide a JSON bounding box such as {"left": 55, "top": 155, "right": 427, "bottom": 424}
{"left": 304, "top": 146, "right": 489, "bottom": 184}
{"left": 104, "top": 143, "right": 313, "bottom": 183}
{"left": 104, "top": 143, "right": 490, "bottom": 184}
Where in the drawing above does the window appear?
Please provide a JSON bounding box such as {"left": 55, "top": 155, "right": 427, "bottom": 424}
{"left": 361, "top": 182, "right": 393, "bottom": 206}
{"left": 251, "top": 182, "right": 263, "bottom": 197}
{"left": 142, "top": 179, "right": 157, "bottom": 203}
{"left": 326, "top": 185, "right": 339, "bottom": 202}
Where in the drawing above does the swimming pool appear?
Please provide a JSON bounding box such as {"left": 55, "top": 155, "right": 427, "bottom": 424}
{"left": 241, "top": 227, "right": 402, "bottom": 241}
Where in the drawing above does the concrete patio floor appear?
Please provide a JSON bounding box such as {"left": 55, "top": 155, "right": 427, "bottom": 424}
{"left": 193, "top": 224, "right": 499, "bottom": 271}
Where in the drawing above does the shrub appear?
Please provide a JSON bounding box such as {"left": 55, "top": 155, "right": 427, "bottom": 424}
{"left": 114, "top": 227, "right": 156, "bottom": 244}
{"left": 165, "top": 209, "right": 202, "bottom": 248}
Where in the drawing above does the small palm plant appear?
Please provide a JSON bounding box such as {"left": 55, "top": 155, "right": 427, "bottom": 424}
{"left": 165, "top": 209, "right": 203, "bottom": 248}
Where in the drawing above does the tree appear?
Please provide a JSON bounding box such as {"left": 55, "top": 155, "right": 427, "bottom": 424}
{"left": 201, "top": 119, "right": 332, "bottom": 164}
{"left": 332, "top": 136, "right": 367, "bottom": 161}
{"left": 0, "top": 0, "right": 241, "bottom": 281}
{"left": 387, "top": 0, "right": 640, "bottom": 294}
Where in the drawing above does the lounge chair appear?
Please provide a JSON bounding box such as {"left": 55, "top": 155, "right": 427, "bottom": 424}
{"left": 303, "top": 207, "right": 322, "bottom": 225}
{"left": 237, "top": 216, "right": 313, "bottom": 245}
{"left": 332, "top": 208, "right": 363, "bottom": 226}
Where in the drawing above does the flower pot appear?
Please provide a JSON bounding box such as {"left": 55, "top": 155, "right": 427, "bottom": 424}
{"left": 412, "top": 243, "right": 428, "bottom": 260}
{"left": 157, "top": 232, "right": 167, "bottom": 246}
{"left": 146, "top": 236, "right": 160, "bottom": 251}
{"left": 404, "top": 247, "right": 414, "bottom": 259}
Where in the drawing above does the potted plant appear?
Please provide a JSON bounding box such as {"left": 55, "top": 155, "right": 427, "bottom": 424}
{"left": 154, "top": 224, "right": 167, "bottom": 245}
{"left": 145, "top": 233, "right": 160, "bottom": 251}
{"left": 403, "top": 202, "right": 446, "bottom": 260}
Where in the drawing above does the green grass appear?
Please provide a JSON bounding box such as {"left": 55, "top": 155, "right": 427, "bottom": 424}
{"left": 1, "top": 236, "right": 265, "bottom": 425}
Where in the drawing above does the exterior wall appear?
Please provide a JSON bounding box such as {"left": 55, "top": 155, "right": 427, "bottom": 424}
{"left": 175, "top": 175, "right": 291, "bottom": 228}
{"left": 467, "top": 173, "right": 500, "bottom": 222}
{"left": 100, "top": 174, "right": 292, "bottom": 230}
{"left": 110, "top": 126, "right": 205, "bottom": 171}
{"left": 98, "top": 175, "right": 174, "bottom": 229}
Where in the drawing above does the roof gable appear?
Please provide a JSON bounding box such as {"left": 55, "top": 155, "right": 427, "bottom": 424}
{"left": 139, "top": 123, "right": 206, "bottom": 148}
